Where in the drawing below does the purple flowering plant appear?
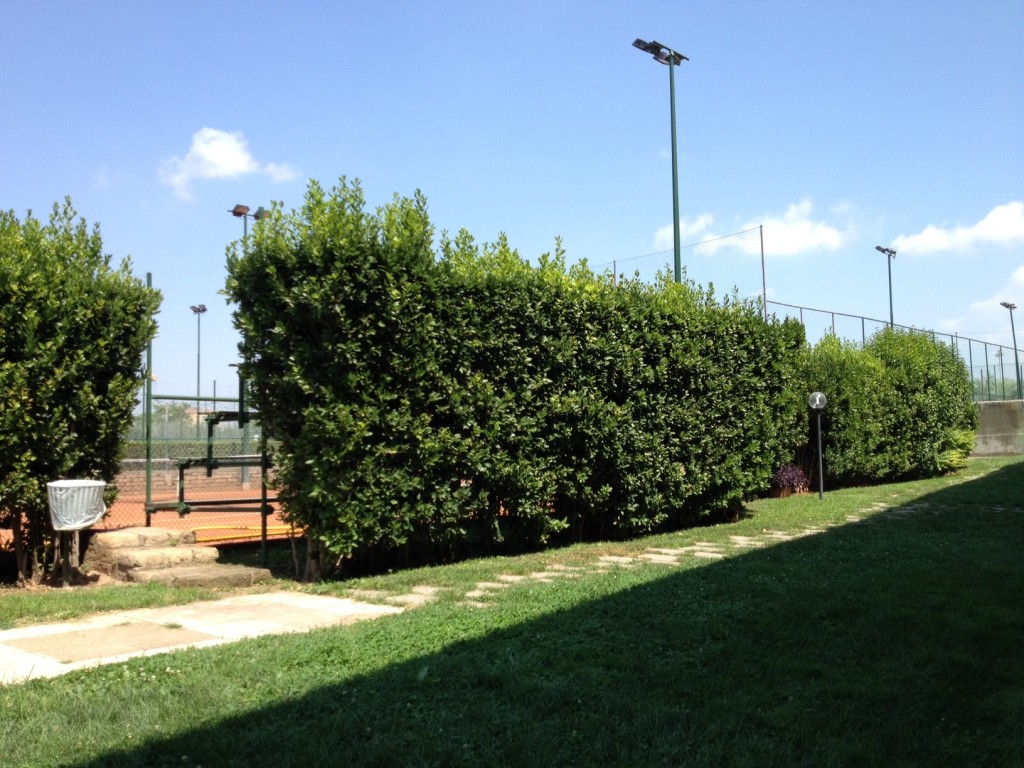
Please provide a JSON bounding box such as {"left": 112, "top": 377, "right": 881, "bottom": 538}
{"left": 770, "top": 463, "right": 809, "bottom": 492}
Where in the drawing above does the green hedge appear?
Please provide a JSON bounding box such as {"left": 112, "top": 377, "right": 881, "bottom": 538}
{"left": 801, "top": 329, "right": 977, "bottom": 486}
{"left": 0, "top": 200, "right": 160, "bottom": 578}
{"left": 225, "top": 179, "right": 804, "bottom": 566}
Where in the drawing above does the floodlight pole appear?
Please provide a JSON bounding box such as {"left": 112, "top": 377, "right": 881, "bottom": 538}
{"left": 633, "top": 38, "right": 688, "bottom": 284}
{"left": 876, "top": 246, "right": 896, "bottom": 328}
{"left": 190, "top": 304, "right": 207, "bottom": 438}
{"left": 228, "top": 204, "right": 268, "bottom": 485}
{"left": 1001, "top": 301, "right": 1022, "bottom": 400}
{"left": 668, "top": 57, "right": 680, "bottom": 284}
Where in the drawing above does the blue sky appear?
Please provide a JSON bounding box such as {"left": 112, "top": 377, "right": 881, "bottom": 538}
{"left": 2, "top": 1, "right": 1022, "bottom": 397}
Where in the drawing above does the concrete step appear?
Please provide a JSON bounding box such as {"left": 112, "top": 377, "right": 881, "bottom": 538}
{"left": 83, "top": 527, "right": 272, "bottom": 588}
{"left": 126, "top": 563, "right": 273, "bottom": 588}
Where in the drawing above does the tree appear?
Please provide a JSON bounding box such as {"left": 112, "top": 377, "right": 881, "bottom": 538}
{"left": 0, "top": 199, "right": 161, "bottom": 581}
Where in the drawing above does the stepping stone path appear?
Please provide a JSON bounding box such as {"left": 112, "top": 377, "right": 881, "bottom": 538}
{"left": 342, "top": 505, "right": 918, "bottom": 610}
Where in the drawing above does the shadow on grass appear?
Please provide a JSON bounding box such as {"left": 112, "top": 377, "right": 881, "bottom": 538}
{"left": 68, "top": 466, "right": 1024, "bottom": 768}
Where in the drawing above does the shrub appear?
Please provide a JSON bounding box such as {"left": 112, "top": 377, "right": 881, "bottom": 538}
{"left": 0, "top": 199, "right": 160, "bottom": 580}
{"left": 770, "top": 463, "right": 809, "bottom": 492}
{"left": 225, "top": 179, "right": 805, "bottom": 575}
{"left": 865, "top": 328, "right": 977, "bottom": 478}
{"left": 800, "top": 334, "right": 895, "bottom": 484}
{"left": 799, "top": 329, "right": 977, "bottom": 487}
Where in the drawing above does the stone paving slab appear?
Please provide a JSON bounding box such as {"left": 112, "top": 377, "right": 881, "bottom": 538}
{"left": 0, "top": 591, "right": 402, "bottom": 685}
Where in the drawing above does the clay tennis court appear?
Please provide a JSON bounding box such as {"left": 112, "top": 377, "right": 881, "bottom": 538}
{"left": 96, "top": 487, "right": 295, "bottom": 545}
{"left": 96, "top": 461, "right": 296, "bottom": 545}
{"left": 1, "top": 462, "right": 295, "bottom": 552}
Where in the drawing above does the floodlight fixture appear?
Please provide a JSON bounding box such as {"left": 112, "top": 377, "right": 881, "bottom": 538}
{"left": 632, "top": 38, "right": 688, "bottom": 65}
{"left": 229, "top": 203, "right": 269, "bottom": 240}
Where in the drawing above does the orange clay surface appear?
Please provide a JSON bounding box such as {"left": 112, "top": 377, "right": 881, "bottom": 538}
{"left": 97, "top": 488, "right": 293, "bottom": 544}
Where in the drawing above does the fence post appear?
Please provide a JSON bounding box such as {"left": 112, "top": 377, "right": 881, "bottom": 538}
{"left": 145, "top": 272, "right": 153, "bottom": 527}
{"left": 760, "top": 225, "right": 768, "bottom": 321}
{"left": 984, "top": 345, "right": 991, "bottom": 400}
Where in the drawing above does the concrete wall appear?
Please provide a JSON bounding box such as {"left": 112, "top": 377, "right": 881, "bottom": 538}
{"left": 973, "top": 400, "right": 1024, "bottom": 456}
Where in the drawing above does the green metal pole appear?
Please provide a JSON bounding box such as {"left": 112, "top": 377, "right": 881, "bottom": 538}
{"left": 260, "top": 432, "right": 268, "bottom": 568}
{"left": 241, "top": 371, "right": 251, "bottom": 487}
{"left": 887, "top": 252, "right": 895, "bottom": 328}
{"left": 196, "top": 310, "right": 202, "bottom": 439}
{"left": 668, "top": 56, "right": 681, "bottom": 284}
{"left": 1009, "top": 309, "right": 1022, "bottom": 400}
{"left": 145, "top": 272, "right": 153, "bottom": 527}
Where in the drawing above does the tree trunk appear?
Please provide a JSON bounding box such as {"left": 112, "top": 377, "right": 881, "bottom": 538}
{"left": 303, "top": 534, "right": 322, "bottom": 582}
{"left": 12, "top": 513, "right": 26, "bottom": 584}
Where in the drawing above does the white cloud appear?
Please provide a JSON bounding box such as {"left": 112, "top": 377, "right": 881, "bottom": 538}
{"left": 753, "top": 199, "right": 845, "bottom": 257}
{"left": 654, "top": 213, "right": 714, "bottom": 250}
{"left": 893, "top": 201, "right": 1024, "bottom": 255}
{"left": 264, "top": 162, "right": 298, "bottom": 183}
{"left": 652, "top": 200, "right": 845, "bottom": 258}
{"left": 937, "top": 265, "right": 1024, "bottom": 349}
{"left": 159, "top": 128, "right": 298, "bottom": 200}
{"left": 969, "top": 265, "right": 1024, "bottom": 313}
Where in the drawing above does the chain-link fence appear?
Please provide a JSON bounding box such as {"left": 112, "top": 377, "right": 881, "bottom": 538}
{"left": 767, "top": 300, "right": 1021, "bottom": 402}
{"left": 103, "top": 394, "right": 294, "bottom": 548}
{"left": 590, "top": 227, "right": 767, "bottom": 306}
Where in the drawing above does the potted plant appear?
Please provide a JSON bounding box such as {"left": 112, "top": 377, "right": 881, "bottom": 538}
{"left": 769, "top": 463, "right": 809, "bottom": 498}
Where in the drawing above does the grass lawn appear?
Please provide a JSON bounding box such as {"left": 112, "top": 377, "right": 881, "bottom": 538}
{"left": 1, "top": 456, "right": 1022, "bottom": 767}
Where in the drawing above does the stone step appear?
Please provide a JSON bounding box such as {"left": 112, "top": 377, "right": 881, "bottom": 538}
{"left": 126, "top": 563, "right": 273, "bottom": 588}
{"left": 87, "top": 545, "right": 219, "bottom": 576}
{"left": 88, "top": 527, "right": 196, "bottom": 550}
{"left": 82, "top": 526, "right": 273, "bottom": 588}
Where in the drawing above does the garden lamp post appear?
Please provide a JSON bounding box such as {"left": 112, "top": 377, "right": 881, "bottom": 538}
{"left": 190, "top": 304, "right": 207, "bottom": 437}
{"left": 875, "top": 246, "right": 896, "bottom": 328}
{"left": 1000, "top": 301, "right": 1022, "bottom": 399}
{"left": 808, "top": 391, "right": 827, "bottom": 500}
{"left": 633, "top": 38, "right": 688, "bottom": 284}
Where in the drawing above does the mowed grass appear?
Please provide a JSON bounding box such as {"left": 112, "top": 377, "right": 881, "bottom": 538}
{"left": 1, "top": 456, "right": 1022, "bottom": 767}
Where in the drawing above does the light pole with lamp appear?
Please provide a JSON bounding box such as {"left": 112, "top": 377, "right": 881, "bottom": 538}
{"left": 228, "top": 204, "right": 268, "bottom": 482}
{"left": 230, "top": 204, "right": 270, "bottom": 244}
{"left": 633, "top": 38, "right": 688, "bottom": 284}
{"left": 808, "top": 391, "right": 827, "bottom": 500}
{"left": 875, "top": 246, "right": 896, "bottom": 328}
{"left": 1000, "top": 301, "right": 1022, "bottom": 400}
{"left": 190, "top": 304, "right": 207, "bottom": 437}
